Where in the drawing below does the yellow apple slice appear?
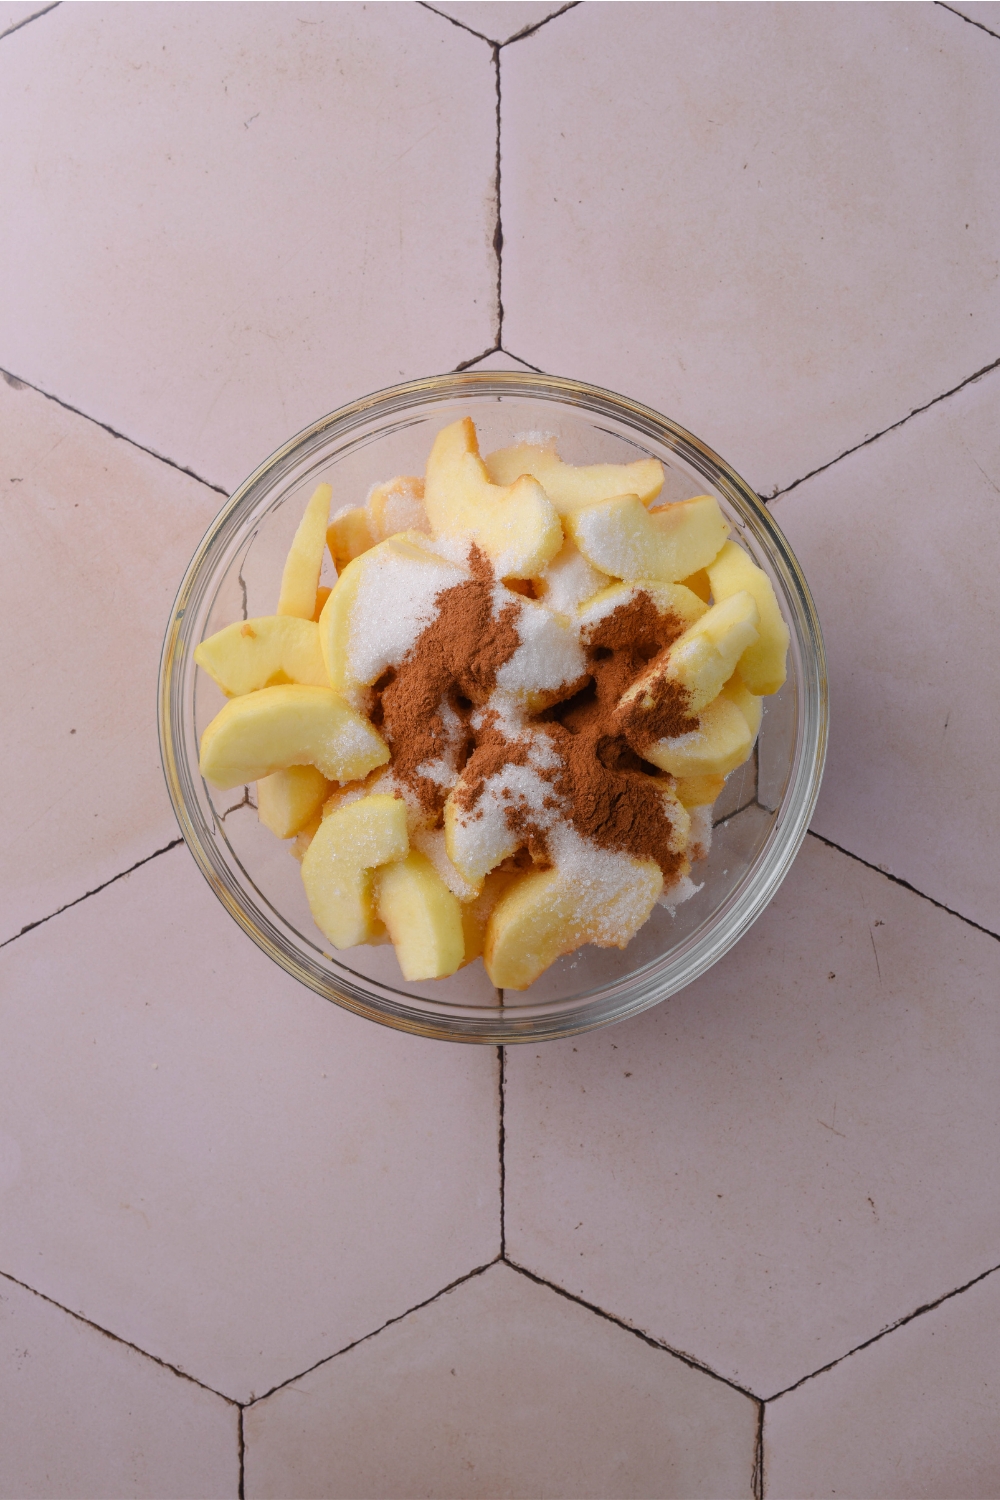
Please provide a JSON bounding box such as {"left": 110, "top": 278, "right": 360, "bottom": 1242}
{"left": 367, "top": 475, "right": 429, "bottom": 540}
{"left": 673, "top": 772, "right": 726, "bottom": 808}
{"left": 424, "top": 418, "right": 563, "bottom": 579}
{"left": 327, "top": 506, "right": 376, "bottom": 572}
{"left": 619, "top": 591, "right": 760, "bottom": 732}
{"left": 277, "top": 483, "right": 332, "bottom": 620}
{"left": 578, "top": 579, "right": 708, "bottom": 637}
{"left": 484, "top": 441, "right": 664, "bottom": 513}
{"left": 194, "top": 616, "right": 329, "bottom": 696}
{"left": 483, "top": 829, "right": 663, "bottom": 990}
{"left": 707, "top": 540, "right": 790, "bottom": 695}
{"left": 532, "top": 539, "right": 609, "bottom": 615}
{"left": 375, "top": 850, "right": 466, "bottom": 980}
{"left": 642, "top": 691, "right": 753, "bottom": 778}
{"left": 199, "top": 684, "right": 390, "bottom": 790}
{"left": 300, "top": 794, "right": 409, "bottom": 948}
{"left": 566, "top": 493, "right": 729, "bottom": 584}
{"left": 256, "top": 765, "right": 331, "bottom": 839}
{"left": 679, "top": 568, "right": 712, "bottom": 604}
{"left": 318, "top": 533, "right": 466, "bottom": 700}
{"left": 459, "top": 870, "right": 520, "bottom": 967}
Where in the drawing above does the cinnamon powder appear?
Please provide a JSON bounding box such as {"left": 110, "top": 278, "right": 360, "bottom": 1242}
{"left": 374, "top": 563, "right": 699, "bottom": 881}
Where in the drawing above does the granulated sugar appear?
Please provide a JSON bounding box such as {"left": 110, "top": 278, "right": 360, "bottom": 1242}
{"left": 494, "top": 589, "right": 587, "bottom": 702}
{"left": 546, "top": 823, "right": 663, "bottom": 947}
{"left": 345, "top": 542, "right": 466, "bottom": 691}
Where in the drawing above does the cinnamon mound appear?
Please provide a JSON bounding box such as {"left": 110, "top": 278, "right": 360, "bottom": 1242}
{"left": 373, "top": 556, "right": 698, "bottom": 881}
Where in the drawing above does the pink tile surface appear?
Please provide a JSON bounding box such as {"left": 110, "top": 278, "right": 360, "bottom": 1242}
{"left": 244, "top": 1261, "right": 757, "bottom": 1500}
{"left": 0, "top": 1274, "right": 237, "bottom": 1500}
{"left": 0, "top": 376, "right": 220, "bottom": 945}
{"left": 773, "top": 363, "right": 1000, "bottom": 934}
{"left": 765, "top": 1267, "right": 1000, "bottom": 1499}
{"left": 505, "top": 835, "right": 1000, "bottom": 1397}
{"left": 501, "top": 2, "right": 1000, "bottom": 496}
{"left": 0, "top": 844, "right": 499, "bottom": 1402}
{"left": 427, "top": 2, "right": 570, "bottom": 45}
{"left": 948, "top": 2, "right": 1000, "bottom": 33}
{"left": 0, "top": 2, "right": 496, "bottom": 492}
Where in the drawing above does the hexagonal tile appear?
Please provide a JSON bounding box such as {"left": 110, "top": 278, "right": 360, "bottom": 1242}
{"left": 501, "top": 3, "right": 1000, "bottom": 496}
{"left": 0, "top": 1273, "right": 238, "bottom": 1499}
{"left": 0, "top": 374, "right": 221, "bottom": 946}
{"left": 773, "top": 363, "right": 1000, "bottom": 934}
{"left": 765, "top": 1266, "right": 1000, "bottom": 1499}
{"left": 504, "top": 834, "right": 1000, "bottom": 1397}
{"left": 244, "top": 1261, "right": 757, "bottom": 1499}
{"left": 427, "top": 2, "right": 572, "bottom": 46}
{"left": 0, "top": 1, "right": 496, "bottom": 492}
{"left": 0, "top": 843, "right": 500, "bottom": 1402}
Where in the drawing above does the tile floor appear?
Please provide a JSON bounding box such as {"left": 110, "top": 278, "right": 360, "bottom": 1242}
{"left": 1, "top": 3, "right": 998, "bottom": 1496}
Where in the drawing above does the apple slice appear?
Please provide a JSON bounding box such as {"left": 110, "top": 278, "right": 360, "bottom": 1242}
{"left": 458, "top": 870, "right": 520, "bottom": 967}
{"left": 194, "top": 616, "right": 329, "bottom": 696}
{"left": 679, "top": 568, "right": 712, "bottom": 604}
{"left": 566, "top": 494, "right": 729, "bottom": 584}
{"left": 578, "top": 579, "right": 708, "bottom": 637}
{"left": 277, "top": 483, "right": 332, "bottom": 620}
{"left": 532, "top": 539, "right": 609, "bottom": 615}
{"left": 375, "top": 850, "right": 466, "bottom": 980}
{"left": 367, "top": 475, "right": 429, "bottom": 540}
{"left": 618, "top": 591, "right": 760, "bottom": 738}
{"left": 707, "top": 540, "right": 789, "bottom": 695}
{"left": 327, "top": 506, "right": 376, "bottom": 572}
{"left": 300, "top": 794, "right": 409, "bottom": 948}
{"left": 256, "top": 764, "right": 331, "bottom": 839}
{"left": 484, "top": 440, "right": 664, "bottom": 513}
{"left": 424, "top": 418, "right": 563, "bottom": 579}
{"left": 483, "top": 829, "right": 663, "bottom": 990}
{"left": 673, "top": 772, "right": 727, "bottom": 808}
{"left": 642, "top": 690, "right": 753, "bottom": 778}
{"left": 318, "top": 533, "right": 466, "bottom": 701}
{"left": 199, "top": 684, "right": 390, "bottom": 790}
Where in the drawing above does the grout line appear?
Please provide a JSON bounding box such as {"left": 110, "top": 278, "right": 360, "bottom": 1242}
{"left": 0, "top": 1267, "right": 238, "bottom": 1405}
{"left": 245, "top": 1259, "right": 500, "bottom": 1407}
{"left": 453, "top": 344, "right": 500, "bottom": 372}
{"left": 499, "top": 1, "right": 582, "bottom": 47}
{"left": 498, "top": 1046, "right": 506, "bottom": 1258}
{"left": 806, "top": 830, "right": 1000, "bottom": 946}
{"left": 767, "top": 354, "right": 1000, "bottom": 501}
{"left": 417, "top": 1, "right": 493, "bottom": 44}
{"left": 0, "top": 368, "right": 229, "bottom": 497}
{"left": 753, "top": 1400, "right": 765, "bottom": 1500}
{"left": 0, "top": 838, "right": 184, "bottom": 953}
{"left": 237, "top": 1406, "right": 246, "bottom": 1500}
{"left": 219, "top": 787, "right": 256, "bottom": 821}
{"left": 0, "top": 0, "right": 59, "bottom": 41}
{"left": 500, "top": 346, "right": 545, "bottom": 373}
{"left": 936, "top": 0, "right": 1000, "bottom": 40}
{"left": 765, "top": 1257, "right": 1000, "bottom": 1403}
{"left": 492, "top": 44, "right": 504, "bottom": 347}
{"left": 503, "top": 1258, "right": 758, "bottom": 1401}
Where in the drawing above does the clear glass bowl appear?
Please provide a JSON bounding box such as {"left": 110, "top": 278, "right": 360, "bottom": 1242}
{"left": 159, "top": 373, "right": 827, "bottom": 1043}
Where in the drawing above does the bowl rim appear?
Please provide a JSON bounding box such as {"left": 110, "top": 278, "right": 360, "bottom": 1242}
{"left": 159, "top": 371, "right": 828, "bottom": 1043}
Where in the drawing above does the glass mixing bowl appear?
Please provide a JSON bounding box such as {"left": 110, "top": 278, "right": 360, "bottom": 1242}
{"left": 159, "top": 373, "right": 827, "bottom": 1043}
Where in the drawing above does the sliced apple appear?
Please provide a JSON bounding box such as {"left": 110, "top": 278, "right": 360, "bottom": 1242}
{"left": 194, "top": 616, "right": 329, "bottom": 697}
{"left": 679, "top": 568, "right": 712, "bottom": 604}
{"left": 375, "top": 850, "right": 466, "bottom": 980}
{"left": 256, "top": 764, "right": 331, "bottom": 839}
{"left": 318, "top": 532, "right": 466, "bottom": 700}
{"left": 367, "top": 475, "right": 429, "bottom": 541}
{"left": 199, "top": 684, "right": 390, "bottom": 790}
{"left": 707, "top": 540, "right": 789, "bottom": 695}
{"left": 494, "top": 593, "right": 587, "bottom": 710}
{"left": 300, "top": 794, "right": 409, "bottom": 948}
{"left": 723, "top": 671, "right": 763, "bottom": 740}
{"left": 673, "top": 772, "right": 726, "bottom": 809}
{"left": 532, "top": 539, "right": 609, "bottom": 615}
{"left": 485, "top": 440, "right": 664, "bottom": 513}
{"left": 277, "top": 483, "right": 332, "bottom": 620}
{"left": 327, "top": 505, "right": 376, "bottom": 572}
{"left": 578, "top": 579, "right": 708, "bottom": 638}
{"left": 643, "top": 675, "right": 762, "bottom": 779}
{"left": 566, "top": 493, "right": 729, "bottom": 584}
{"left": 459, "top": 870, "right": 520, "bottom": 967}
{"left": 619, "top": 591, "right": 760, "bottom": 734}
{"left": 424, "top": 418, "right": 563, "bottom": 579}
{"left": 483, "top": 833, "right": 663, "bottom": 990}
